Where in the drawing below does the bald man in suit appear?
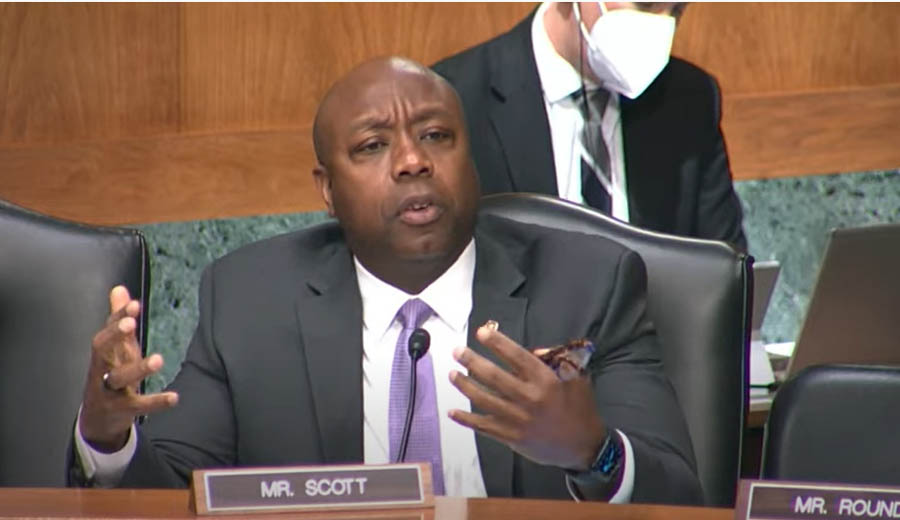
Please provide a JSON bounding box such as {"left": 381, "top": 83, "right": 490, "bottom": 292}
{"left": 71, "top": 56, "right": 702, "bottom": 505}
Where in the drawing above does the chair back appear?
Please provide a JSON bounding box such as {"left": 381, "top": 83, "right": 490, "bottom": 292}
{"left": 0, "top": 199, "right": 150, "bottom": 486}
{"left": 480, "top": 193, "right": 752, "bottom": 507}
{"left": 762, "top": 364, "right": 900, "bottom": 484}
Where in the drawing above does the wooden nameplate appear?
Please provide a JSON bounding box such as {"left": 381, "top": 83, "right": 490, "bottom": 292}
{"left": 736, "top": 479, "right": 900, "bottom": 520}
{"left": 190, "top": 462, "right": 433, "bottom": 515}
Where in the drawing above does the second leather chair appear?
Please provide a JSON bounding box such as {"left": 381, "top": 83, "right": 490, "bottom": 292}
{"left": 480, "top": 193, "right": 752, "bottom": 507}
{"left": 762, "top": 364, "right": 900, "bottom": 485}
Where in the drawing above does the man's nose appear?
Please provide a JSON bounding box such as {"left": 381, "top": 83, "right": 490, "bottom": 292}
{"left": 392, "top": 135, "right": 433, "bottom": 180}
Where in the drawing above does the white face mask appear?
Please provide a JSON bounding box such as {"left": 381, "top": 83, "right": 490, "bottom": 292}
{"left": 573, "top": 2, "right": 676, "bottom": 99}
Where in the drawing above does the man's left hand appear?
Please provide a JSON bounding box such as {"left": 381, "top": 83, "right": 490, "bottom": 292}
{"left": 448, "top": 324, "right": 607, "bottom": 471}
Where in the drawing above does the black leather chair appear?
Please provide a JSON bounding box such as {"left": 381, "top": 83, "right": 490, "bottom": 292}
{"left": 480, "top": 193, "right": 752, "bottom": 507}
{"left": 762, "top": 364, "right": 900, "bottom": 484}
{"left": 0, "top": 199, "right": 150, "bottom": 486}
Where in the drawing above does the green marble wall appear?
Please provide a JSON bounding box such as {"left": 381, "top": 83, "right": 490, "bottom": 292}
{"left": 136, "top": 169, "right": 900, "bottom": 393}
{"left": 138, "top": 212, "right": 331, "bottom": 391}
{"left": 737, "top": 169, "right": 899, "bottom": 346}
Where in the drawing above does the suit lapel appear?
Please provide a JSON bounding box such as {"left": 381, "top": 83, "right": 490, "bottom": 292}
{"left": 620, "top": 67, "right": 680, "bottom": 231}
{"left": 295, "top": 241, "right": 364, "bottom": 463}
{"left": 486, "top": 15, "right": 558, "bottom": 196}
{"left": 468, "top": 227, "right": 527, "bottom": 497}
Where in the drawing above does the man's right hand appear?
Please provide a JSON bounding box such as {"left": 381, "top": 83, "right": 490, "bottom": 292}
{"left": 78, "top": 286, "right": 179, "bottom": 453}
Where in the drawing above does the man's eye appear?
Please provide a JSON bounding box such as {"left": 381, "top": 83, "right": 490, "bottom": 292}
{"left": 422, "top": 130, "right": 450, "bottom": 142}
{"left": 356, "top": 140, "right": 386, "bottom": 154}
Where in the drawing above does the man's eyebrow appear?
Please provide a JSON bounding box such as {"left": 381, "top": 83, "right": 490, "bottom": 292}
{"left": 348, "top": 115, "right": 393, "bottom": 133}
{"left": 409, "top": 106, "right": 454, "bottom": 125}
{"left": 347, "top": 104, "right": 454, "bottom": 133}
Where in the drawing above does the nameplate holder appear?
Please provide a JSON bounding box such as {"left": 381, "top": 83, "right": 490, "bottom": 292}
{"left": 736, "top": 479, "right": 900, "bottom": 520}
{"left": 190, "top": 462, "right": 433, "bottom": 515}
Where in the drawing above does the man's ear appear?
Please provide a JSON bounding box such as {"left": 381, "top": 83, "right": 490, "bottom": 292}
{"left": 312, "top": 164, "right": 336, "bottom": 217}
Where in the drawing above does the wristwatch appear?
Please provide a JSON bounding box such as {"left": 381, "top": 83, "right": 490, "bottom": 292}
{"left": 567, "top": 429, "right": 624, "bottom": 487}
{"left": 590, "top": 431, "right": 622, "bottom": 476}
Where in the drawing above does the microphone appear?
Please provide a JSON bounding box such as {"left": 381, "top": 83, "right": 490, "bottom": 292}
{"left": 407, "top": 328, "right": 430, "bottom": 361}
{"left": 397, "top": 328, "right": 430, "bottom": 463}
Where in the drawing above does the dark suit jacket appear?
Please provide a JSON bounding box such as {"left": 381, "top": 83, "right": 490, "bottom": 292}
{"left": 89, "top": 215, "right": 700, "bottom": 505}
{"left": 432, "top": 14, "right": 747, "bottom": 251}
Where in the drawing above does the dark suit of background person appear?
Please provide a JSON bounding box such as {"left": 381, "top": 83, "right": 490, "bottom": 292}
{"left": 69, "top": 57, "right": 701, "bottom": 506}
{"left": 81, "top": 215, "right": 700, "bottom": 504}
{"left": 432, "top": 8, "right": 748, "bottom": 251}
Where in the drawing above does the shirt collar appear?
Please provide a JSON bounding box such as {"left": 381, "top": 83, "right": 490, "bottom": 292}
{"left": 532, "top": 2, "right": 591, "bottom": 105}
{"left": 354, "top": 239, "right": 476, "bottom": 340}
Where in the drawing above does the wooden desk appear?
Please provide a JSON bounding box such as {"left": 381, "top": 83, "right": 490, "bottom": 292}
{"left": 0, "top": 488, "right": 732, "bottom": 520}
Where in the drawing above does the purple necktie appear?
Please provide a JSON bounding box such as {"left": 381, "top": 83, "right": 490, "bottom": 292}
{"left": 388, "top": 298, "right": 444, "bottom": 495}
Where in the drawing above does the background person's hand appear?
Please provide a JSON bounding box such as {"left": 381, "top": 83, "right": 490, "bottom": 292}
{"left": 448, "top": 324, "right": 607, "bottom": 471}
{"left": 78, "top": 286, "right": 178, "bottom": 452}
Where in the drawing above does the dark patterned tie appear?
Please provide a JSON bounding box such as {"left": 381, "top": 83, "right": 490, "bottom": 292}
{"left": 387, "top": 298, "right": 444, "bottom": 494}
{"left": 573, "top": 88, "right": 612, "bottom": 213}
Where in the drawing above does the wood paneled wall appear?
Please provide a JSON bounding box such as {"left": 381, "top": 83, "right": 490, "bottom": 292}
{"left": 1, "top": 2, "right": 898, "bottom": 225}
{"left": 674, "top": 3, "right": 900, "bottom": 181}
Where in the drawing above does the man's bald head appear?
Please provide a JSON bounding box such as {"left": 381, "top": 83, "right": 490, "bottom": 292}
{"left": 312, "top": 56, "right": 463, "bottom": 166}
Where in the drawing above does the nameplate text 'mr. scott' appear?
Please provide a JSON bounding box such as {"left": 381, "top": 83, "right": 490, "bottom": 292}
{"left": 191, "top": 462, "right": 433, "bottom": 515}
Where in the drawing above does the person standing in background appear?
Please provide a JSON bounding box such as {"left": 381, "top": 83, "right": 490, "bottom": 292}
{"left": 433, "top": 2, "right": 747, "bottom": 251}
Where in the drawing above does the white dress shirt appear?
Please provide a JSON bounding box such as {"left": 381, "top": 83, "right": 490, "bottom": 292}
{"left": 356, "top": 239, "right": 486, "bottom": 497}
{"left": 531, "top": 1, "right": 631, "bottom": 222}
